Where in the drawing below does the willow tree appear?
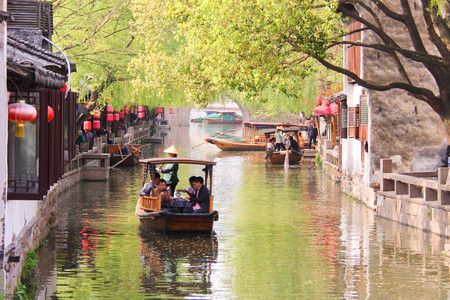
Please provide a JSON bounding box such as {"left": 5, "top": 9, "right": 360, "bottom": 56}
{"left": 129, "top": 0, "right": 343, "bottom": 113}
{"left": 53, "top": 0, "right": 139, "bottom": 107}
{"left": 130, "top": 0, "right": 448, "bottom": 120}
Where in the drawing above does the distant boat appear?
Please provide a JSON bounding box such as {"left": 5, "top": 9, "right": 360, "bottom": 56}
{"left": 108, "top": 144, "right": 142, "bottom": 167}
{"left": 269, "top": 150, "right": 302, "bottom": 164}
{"left": 191, "top": 111, "right": 243, "bottom": 124}
{"left": 206, "top": 122, "right": 300, "bottom": 151}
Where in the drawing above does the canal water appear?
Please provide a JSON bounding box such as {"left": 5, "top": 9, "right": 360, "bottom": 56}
{"left": 35, "top": 124, "right": 450, "bottom": 299}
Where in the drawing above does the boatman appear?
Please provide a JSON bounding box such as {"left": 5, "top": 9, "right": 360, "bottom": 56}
{"left": 274, "top": 127, "right": 284, "bottom": 151}
{"left": 161, "top": 145, "right": 179, "bottom": 196}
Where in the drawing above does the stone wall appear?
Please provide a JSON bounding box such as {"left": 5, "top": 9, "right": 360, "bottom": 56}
{"left": 3, "top": 169, "right": 80, "bottom": 298}
{"left": 358, "top": 0, "right": 447, "bottom": 174}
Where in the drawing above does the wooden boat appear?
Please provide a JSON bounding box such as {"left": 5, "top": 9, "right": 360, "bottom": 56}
{"left": 206, "top": 122, "right": 299, "bottom": 151}
{"left": 269, "top": 150, "right": 302, "bottom": 164}
{"left": 108, "top": 144, "right": 142, "bottom": 167}
{"left": 136, "top": 158, "right": 219, "bottom": 233}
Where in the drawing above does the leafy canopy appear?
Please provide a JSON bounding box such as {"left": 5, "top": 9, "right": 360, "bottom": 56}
{"left": 129, "top": 0, "right": 344, "bottom": 113}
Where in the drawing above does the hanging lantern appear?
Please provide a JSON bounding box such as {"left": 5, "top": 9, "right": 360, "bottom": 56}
{"left": 106, "top": 113, "right": 114, "bottom": 122}
{"left": 138, "top": 106, "right": 144, "bottom": 113}
{"left": 169, "top": 108, "right": 174, "bottom": 114}
{"left": 138, "top": 112, "right": 144, "bottom": 119}
{"left": 123, "top": 107, "right": 129, "bottom": 115}
{"left": 8, "top": 100, "right": 38, "bottom": 138}
{"left": 315, "top": 96, "right": 322, "bottom": 106}
{"left": 47, "top": 106, "right": 54, "bottom": 123}
{"left": 59, "top": 83, "right": 67, "bottom": 93}
{"left": 155, "top": 107, "right": 164, "bottom": 115}
{"left": 93, "top": 120, "right": 101, "bottom": 130}
{"left": 106, "top": 104, "right": 113, "bottom": 113}
{"left": 93, "top": 110, "right": 101, "bottom": 119}
{"left": 83, "top": 121, "right": 92, "bottom": 131}
{"left": 114, "top": 113, "right": 120, "bottom": 121}
{"left": 119, "top": 111, "right": 124, "bottom": 119}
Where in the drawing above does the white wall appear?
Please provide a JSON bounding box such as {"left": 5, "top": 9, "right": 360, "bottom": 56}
{"left": 4, "top": 201, "right": 39, "bottom": 248}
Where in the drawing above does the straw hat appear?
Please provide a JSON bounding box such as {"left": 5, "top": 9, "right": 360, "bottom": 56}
{"left": 163, "top": 145, "right": 178, "bottom": 155}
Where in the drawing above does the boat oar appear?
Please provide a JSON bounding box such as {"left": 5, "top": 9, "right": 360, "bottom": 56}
{"left": 192, "top": 141, "right": 207, "bottom": 149}
{"left": 111, "top": 153, "right": 133, "bottom": 169}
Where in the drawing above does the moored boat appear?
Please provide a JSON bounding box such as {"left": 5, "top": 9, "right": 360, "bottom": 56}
{"left": 206, "top": 122, "right": 300, "bottom": 151}
{"left": 269, "top": 150, "right": 302, "bottom": 164}
{"left": 108, "top": 144, "right": 142, "bottom": 167}
{"left": 136, "top": 158, "right": 219, "bottom": 233}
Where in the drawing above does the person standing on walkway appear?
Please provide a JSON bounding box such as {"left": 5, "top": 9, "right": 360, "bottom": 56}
{"left": 161, "top": 145, "right": 179, "bottom": 196}
{"left": 308, "top": 123, "right": 318, "bottom": 149}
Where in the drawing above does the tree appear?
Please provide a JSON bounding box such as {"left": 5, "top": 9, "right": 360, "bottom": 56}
{"left": 129, "top": 0, "right": 448, "bottom": 120}
{"left": 52, "top": 0, "right": 139, "bottom": 108}
{"left": 129, "top": 0, "right": 343, "bottom": 112}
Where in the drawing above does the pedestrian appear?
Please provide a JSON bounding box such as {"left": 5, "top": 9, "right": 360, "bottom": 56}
{"left": 308, "top": 123, "right": 318, "bottom": 149}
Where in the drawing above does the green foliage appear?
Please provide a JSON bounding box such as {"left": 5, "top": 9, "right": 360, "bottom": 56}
{"left": 13, "top": 250, "right": 38, "bottom": 300}
{"left": 53, "top": 0, "right": 140, "bottom": 107}
{"left": 129, "top": 0, "right": 344, "bottom": 112}
{"left": 315, "top": 153, "right": 323, "bottom": 169}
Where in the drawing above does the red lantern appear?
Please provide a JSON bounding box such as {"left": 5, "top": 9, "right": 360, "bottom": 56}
{"left": 83, "top": 121, "right": 92, "bottom": 131}
{"left": 93, "top": 120, "right": 101, "bottom": 130}
{"left": 123, "top": 107, "right": 129, "bottom": 115}
{"left": 106, "top": 104, "right": 113, "bottom": 113}
{"left": 155, "top": 107, "right": 164, "bottom": 115}
{"left": 138, "top": 106, "right": 144, "bottom": 113}
{"left": 169, "top": 108, "right": 174, "bottom": 114}
{"left": 8, "top": 100, "right": 38, "bottom": 138}
{"left": 59, "top": 83, "right": 67, "bottom": 93}
{"left": 106, "top": 113, "right": 114, "bottom": 122}
{"left": 119, "top": 111, "right": 124, "bottom": 119}
{"left": 47, "top": 106, "right": 54, "bottom": 122}
{"left": 114, "top": 113, "right": 120, "bottom": 121}
{"left": 315, "top": 96, "right": 322, "bottom": 106}
{"left": 138, "top": 112, "right": 144, "bottom": 119}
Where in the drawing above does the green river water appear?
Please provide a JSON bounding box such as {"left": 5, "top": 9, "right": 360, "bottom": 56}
{"left": 35, "top": 124, "right": 450, "bottom": 299}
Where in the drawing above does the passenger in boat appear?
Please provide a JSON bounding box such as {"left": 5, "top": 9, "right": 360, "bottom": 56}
{"left": 289, "top": 135, "right": 299, "bottom": 152}
{"left": 187, "top": 177, "right": 210, "bottom": 213}
{"left": 140, "top": 172, "right": 161, "bottom": 196}
{"left": 176, "top": 176, "right": 197, "bottom": 199}
{"left": 153, "top": 179, "right": 171, "bottom": 207}
{"left": 161, "top": 146, "right": 179, "bottom": 196}
{"left": 120, "top": 143, "right": 130, "bottom": 155}
{"left": 284, "top": 132, "right": 291, "bottom": 150}
{"left": 265, "top": 137, "right": 276, "bottom": 159}
{"left": 274, "top": 127, "right": 284, "bottom": 151}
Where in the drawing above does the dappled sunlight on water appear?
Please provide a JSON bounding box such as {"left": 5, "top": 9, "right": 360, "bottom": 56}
{"left": 35, "top": 124, "right": 450, "bottom": 299}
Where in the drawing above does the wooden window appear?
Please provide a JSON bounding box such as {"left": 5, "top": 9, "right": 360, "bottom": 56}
{"left": 359, "top": 96, "right": 368, "bottom": 141}
{"left": 346, "top": 20, "right": 362, "bottom": 80}
{"left": 340, "top": 105, "right": 348, "bottom": 139}
{"left": 348, "top": 106, "right": 360, "bottom": 139}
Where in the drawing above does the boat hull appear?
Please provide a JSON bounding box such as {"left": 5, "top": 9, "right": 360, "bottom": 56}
{"left": 205, "top": 119, "right": 243, "bottom": 125}
{"left": 269, "top": 150, "right": 302, "bottom": 164}
{"left": 208, "top": 138, "right": 265, "bottom": 151}
{"left": 138, "top": 211, "right": 218, "bottom": 233}
{"left": 110, "top": 154, "right": 139, "bottom": 167}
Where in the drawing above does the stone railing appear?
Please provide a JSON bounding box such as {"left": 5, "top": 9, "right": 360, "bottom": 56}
{"left": 80, "top": 153, "right": 110, "bottom": 181}
{"left": 380, "top": 159, "right": 450, "bottom": 205}
{"left": 322, "top": 139, "right": 340, "bottom": 169}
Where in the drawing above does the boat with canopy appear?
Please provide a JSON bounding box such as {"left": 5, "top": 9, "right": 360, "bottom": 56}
{"left": 136, "top": 158, "right": 219, "bottom": 233}
{"left": 206, "top": 122, "right": 298, "bottom": 151}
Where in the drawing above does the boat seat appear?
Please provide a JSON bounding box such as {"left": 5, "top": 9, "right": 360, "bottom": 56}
{"left": 140, "top": 195, "right": 161, "bottom": 212}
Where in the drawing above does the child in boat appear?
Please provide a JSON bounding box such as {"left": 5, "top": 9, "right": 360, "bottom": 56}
{"left": 140, "top": 172, "right": 161, "bottom": 196}
{"left": 152, "top": 179, "right": 171, "bottom": 207}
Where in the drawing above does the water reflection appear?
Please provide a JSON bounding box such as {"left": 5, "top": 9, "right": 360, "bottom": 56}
{"left": 34, "top": 124, "right": 450, "bottom": 299}
{"left": 139, "top": 233, "right": 218, "bottom": 298}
